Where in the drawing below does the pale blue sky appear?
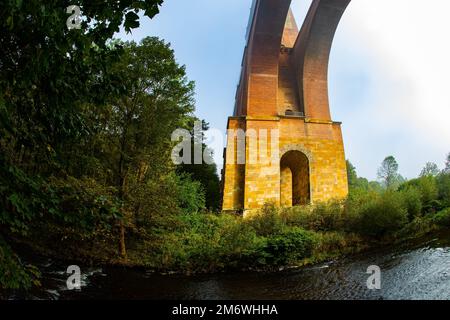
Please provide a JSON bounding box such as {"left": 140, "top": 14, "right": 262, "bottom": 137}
{"left": 118, "top": 0, "right": 450, "bottom": 180}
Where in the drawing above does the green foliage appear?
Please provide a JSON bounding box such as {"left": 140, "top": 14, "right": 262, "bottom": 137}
{"left": 400, "top": 176, "right": 439, "bottom": 212}
{"left": 368, "top": 181, "right": 384, "bottom": 193}
{"left": 108, "top": 155, "right": 450, "bottom": 273}
{"left": 246, "top": 203, "right": 284, "bottom": 236}
{"left": 262, "top": 228, "right": 315, "bottom": 265}
{"left": 444, "top": 153, "right": 450, "bottom": 174}
{"left": 395, "top": 216, "right": 437, "bottom": 240}
{"left": 346, "top": 160, "right": 358, "bottom": 188}
{"left": 141, "top": 213, "right": 263, "bottom": 272}
{"left": 399, "top": 186, "right": 423, "bottom": 220}
{"left": 310, "top": 201, "right": 345, "bottom": 231}
{"left": 346, "top": 160, "right": 382, "bottom": 195}
{"left": 140, "top": 211, "right": 316, "bottom": 271}
{"left": 434, "top": 208, "right": 450, "bottom": 227}
{"left": 0, "top": 236, "right": 40, "bottom": 291}
{"left": 177, "top": 159, "right": 221, "bottom": 212}
{"left": 347, "top": 160, "right": 368, "bottom": 194}
{"left": 350, "top": 191, "right": 409, "bottom": 237}
{"left": 87, "top": 38, "right": 199, "bottom": 249}
{"left": 167, "top": 173, "right": 206, "bottom": 215}
{"left": 279, "top": 205, "right": 311, "bottom": 228}
{"left": 378, "top": 156, "right": 403, "bottom": 189}
{"left": 280, "top": 201, "right": 345, "bottom": 232}
{"left": 177, "top": 121, "right": 221, "bottom": 211}
{"left": 126, "top": 173, "right": 203, "bottom": 231}
{"left": 312, "top": 231, "right": 366, "bottom": 260}
{"left": 46, "top": 176, "right": 121, "bottom": 233}
{"left": 420, "top": 162, "right": 440, "bottom": 177}
{"left": 1, "top": 0, "right": 165, "bottom": 290}
{"left": 437, "top": 173, "right": 450, "bottom": 207}
{"left": 0, "top": 161, "right": 50, "bottom": 236}
{"left": 1, "top": 1, "right": 165, "bottom": 207}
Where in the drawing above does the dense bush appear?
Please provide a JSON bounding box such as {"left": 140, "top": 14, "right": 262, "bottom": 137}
{"left": 46, "top": 176, "right": 121, "bottom": 232}
{"left": 130, "top": 180, "right": 450, "bottom": 274}
{"left": 246, "top": 203, "right": 284, "bottom": 236}
{"left": 139, "top": 213, "right": 264, "bottom": 272}
{"left": 437, "top": 173, "right": 450, "bottom": 207}
{"left": 399, "top": 187, "right": 423, "bottom": 220}
{"left": 348, "top": 191, "right": 408, "bottom": 237}
{"left": 280, "top": 201, "right": 345, "bottom": 232}
{"left": 395, "top": 216, "right": 437, "bottom": 239}
{"left": 262, "top": 228, "right": 315, "bottom": 265}
{"left": 134, "top": 211, "right": 317, "bottom": 272}
{"left": 312, "top": 231, "right": 366, "bottom": 260}
{"left": 0, "top": 237, "right": 40, "bottom": 291}
{"left": 434, "top": 208, "right": 450, "bottom": 227}
{"left": 400, "top": 176, "right": 439, "bottom": 212}
{"left": 278, "top": 205, "right": 311, "bottom": 228}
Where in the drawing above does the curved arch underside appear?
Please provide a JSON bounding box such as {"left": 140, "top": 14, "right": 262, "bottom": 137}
{"left": 234, "top": 0, "right": 351, "bottom": 120}
{"left": 280, "top": 150, "right": 310, "bottom": 206}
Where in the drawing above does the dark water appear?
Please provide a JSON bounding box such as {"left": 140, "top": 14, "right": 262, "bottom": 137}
{"left": 11, "top": 234, "right": 450, "bottom": 300}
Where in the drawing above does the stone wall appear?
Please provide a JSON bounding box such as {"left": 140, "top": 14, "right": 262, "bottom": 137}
{"left": 222, "top": 116, "right": 348, "bottom": 213}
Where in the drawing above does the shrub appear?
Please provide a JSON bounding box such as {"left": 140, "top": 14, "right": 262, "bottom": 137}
{"left": 279, "top": 200, "right": 344, "bottom": 232}
{"left": 434, "top": 208, "right": 450, "bottom": 227}
{"left": 312, "top": 232, "right": 366, "bottom": 258}
{"left": 400, "top": 187, "right": 423, "bottom": 220}
{"left": 279, "top": 205, "right": 312, "bottom": 228}
{"left": 437, "top": 173, "right": 450, "bottom": 207}
{"left": 46, "top": 176, "right": 121, "bottom": 236}
{"left": 395, "top": 216, "right": 436, "bottom": 239}
{"left": 246, "top": 203, "right": 284, "bottom": 236}
{"left": 400, "top": 176, "right": 439, "bottom": 210}
{"left": 144, "top": 213, "right": 264, "bottom": 272}
{"left": 343, "top": 191, "right": 375, "bottom": 231}
{"left": 310, "top": 201, "right": 345, "bottom": 231}
{"left": 262, "top": 227, "right": 315, "bottom": 265}
{"left": 352, "top": 191, "right": 408, "bottom": 237}
{"left": 0, "top": 236, "right": 40, "bottom": 291}
{"left": 167, "top": 173, "right": 206, "bottom": 214}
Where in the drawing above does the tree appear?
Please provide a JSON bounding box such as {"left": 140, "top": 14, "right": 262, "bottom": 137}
{"left": 93, "top": 37, "right": 197, "bottom": 257}
{"left": 400, "top": 176, "right": 439, "bottom": 209}
{"left": 346, "top": 160, "right": 358, "bottom": 188}
{"left": 368, "top": 181, "right": 384, "bottom": 193}
{"left": 178, "top": 121, "right": 221, "bottom": 211}
{"left": 420, "top": 162, "right": 440, "bottom": 177}
{"left": 1, "top": 1, "right": 164, "bottom": 289}
{"left": 346, "top": 160, "right": 374, "bottom": 195}
{"left": 437, "top": 172, "right": 450, "bottom": 207}
{"left": 378, "top": 156, "right": 402, "bottom": 189}
{"left": 445, "top": 153, "right": 450, "bottom": 173}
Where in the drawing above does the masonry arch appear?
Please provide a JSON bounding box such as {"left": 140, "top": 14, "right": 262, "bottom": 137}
{"left": 280, "top": 150, "right": 311, "bottom": 206}
{"left": 238, "top": 0, "right": 351, "bottom": 119}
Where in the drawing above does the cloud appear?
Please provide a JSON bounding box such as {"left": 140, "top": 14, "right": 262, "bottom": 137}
{"left": 325, "top": 0, "right": 450, "bottom": 179}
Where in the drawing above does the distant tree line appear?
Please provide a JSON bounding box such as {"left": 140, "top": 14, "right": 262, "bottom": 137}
{"left": 347, "top": 153, "right": 450, "bottom": 212}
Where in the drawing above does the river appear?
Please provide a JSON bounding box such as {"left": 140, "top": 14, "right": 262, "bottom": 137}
{"left": 8, "top": 232, "right": 450, "bottom": 300}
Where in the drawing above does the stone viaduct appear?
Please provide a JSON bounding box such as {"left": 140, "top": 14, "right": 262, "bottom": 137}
{"left": 222, "top": 0, "right": 351, "bottom": 214}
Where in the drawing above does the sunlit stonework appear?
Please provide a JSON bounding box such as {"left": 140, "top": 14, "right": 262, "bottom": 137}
{"left": 221, "top": 0, "right": 351, "bottom": 214}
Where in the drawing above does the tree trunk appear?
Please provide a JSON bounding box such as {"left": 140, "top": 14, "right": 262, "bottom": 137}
{"left": 117, "top": 122, "right": 129, "bottom": 261}
{"left": 119, "top": 220, "right": 127, "bottom": 260}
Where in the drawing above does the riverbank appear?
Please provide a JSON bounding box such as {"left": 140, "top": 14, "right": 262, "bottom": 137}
{"left": 10, "top": 199, "right": 450, "bottom": 276}
{"left": 3, "top": 183, "right": 450, "bottom": 296}
{"left": 7, "top": 229, "right": 450, "bottom": 300}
